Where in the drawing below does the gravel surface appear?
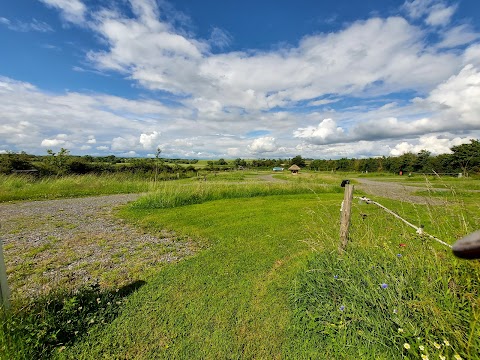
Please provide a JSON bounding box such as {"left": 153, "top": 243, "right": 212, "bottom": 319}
{"left": 0, "top": 194, "right": 195, "bottom": 300}
{"left": 355, "top": 178, "right": 446, "bottom": 205}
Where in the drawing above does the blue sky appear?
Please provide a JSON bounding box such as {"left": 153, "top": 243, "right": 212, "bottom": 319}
{"left": 1, "top": 0, "right": 480, "bottom": 159}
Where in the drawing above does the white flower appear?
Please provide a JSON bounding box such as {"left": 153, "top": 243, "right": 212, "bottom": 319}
{"left": 434, "top": 342, "right": 441, "bottom": 349}
{"left": 397, "top": 328, "right": 404, "bottom": 333}
{"left": 443, "top": 339, "right": 450, "bottom": 346}
{"left": 439, "top": 356, "right": 446, "bottom": 360}
{"left": 404, "top": 343, "right": 411, "bottom": 350}
{"left": 454, "top": 355, "right": 462, "bottom": 360}
{"left": 421, "top": 355, "right": 429, "bottom": 360}
{"left": 419, "top": 345, "right": 425, "bottom": 351}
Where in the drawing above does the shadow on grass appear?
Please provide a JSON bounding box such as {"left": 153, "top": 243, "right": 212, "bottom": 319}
{"left": 1, "top": 280, "right": 146, "bottom": 359}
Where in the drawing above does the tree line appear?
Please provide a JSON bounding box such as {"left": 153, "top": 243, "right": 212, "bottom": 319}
{"left": 1, "top": 139, "right": 479, "bottom": 177}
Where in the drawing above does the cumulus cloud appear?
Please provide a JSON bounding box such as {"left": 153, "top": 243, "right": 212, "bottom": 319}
{"left": 248, "top": 137, "right": 278, "bottom": 154}
{"left": 41, "top": 138, "right": 66, "bottom": 147}
{"left": 293, "top": 118, "right": 345, "bottom": 144}
{"left": 139, "top": 131, "right": 161, "bottom": 150}
{"left": 390, "top": 136, "right": 472, "bottom": 156}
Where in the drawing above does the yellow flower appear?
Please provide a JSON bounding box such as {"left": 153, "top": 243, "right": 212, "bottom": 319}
{"left": 439, "top": 356, "right": 446, "bottom": 360}
{"left": 454, "top": 355, "right": 462, "bottom": 360}
{"left": 397, "top": 328, "right": 404, "bottom": 333}
{"left": 419, "top": 345, "right": 425, "bottom": 351}
{"left": 443, "top": 339, "right": 450, "bottom": 346}
{"left": 421, "top": 355, "right": 429, "bottom": 360}
{"left": 403, "top": 343, "right": 411, "bottom": 350}
{"left": 434, "top": 342, "right": 441, "bottom": 349}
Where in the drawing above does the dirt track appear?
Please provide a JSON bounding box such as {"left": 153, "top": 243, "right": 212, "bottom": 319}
{"left": 355, "top": 178, "right": 446, "bottom": 205}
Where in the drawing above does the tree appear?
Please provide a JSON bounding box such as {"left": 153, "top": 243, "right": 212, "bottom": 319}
{"left": 290, "top": 155, "right": 306, "bottom": 167}
{"left": 44, "top": 148, "right": 70, "bottom": 175}
{"left": 450, "top": 139, "right": 480, "bottom": 176}
{"left": 154, "top": 147, "right": 162, "bottom": 183}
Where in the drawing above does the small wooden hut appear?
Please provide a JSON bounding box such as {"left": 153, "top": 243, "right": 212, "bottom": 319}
{"left": 288, "top": 164, "right": 301, "bottom": 175}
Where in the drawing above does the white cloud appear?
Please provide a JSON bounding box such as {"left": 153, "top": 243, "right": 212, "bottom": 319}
{"left": 86, "top": 135, "right": 96, "bottom": 144}
{"left": 248, "top": 137, "right": 278, "bottom": 154}
{"left": 0, "top": 17, "right": 53, "bottom": 32}
{"left": 425, "top": 4, "right": 457, "bottom": 26}
{"left": 41, "top": 138, "right": 66, "bottom": 147}
{"left": 293, "top": 118, "right": 345, "bottom": 144}
{"left": 209, "top": 27, "right": 232, "bottom": 49}
{"left": 139, "top": 131, "right": 161, "bottom": 150}
{"left": 438, "top": 25, "right": 480, "bottom": 48}
{"left": 403, "top": 0, "right": 456, "bottom": 26}
{"left": 96, "top": 146, "right": 109, "bottom": 151}
{"left": 39, "top": 0, "right": 86, "bottom": 24}
{"left": 390, "top": 136, "right": 472, "bottom": 156}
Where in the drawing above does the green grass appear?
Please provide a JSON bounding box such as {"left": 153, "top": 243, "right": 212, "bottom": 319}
{"left": 2, "top": 174, "right": 479, "bottom": 359}
{"left": 0, "top": 174, "right": 168, "bottom": 202}
{"left": 132, "top": 179, "right": 340, "bottom": 209}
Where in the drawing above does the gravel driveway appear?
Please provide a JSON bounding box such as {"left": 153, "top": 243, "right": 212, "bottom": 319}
{"left": 0, "top": 194, "right": 194, "bottom": 301}
{"left": 355, "top": 178, "right": 446, "bottom": 205}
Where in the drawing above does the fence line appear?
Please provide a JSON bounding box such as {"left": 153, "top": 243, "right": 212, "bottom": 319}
{"left": 355, "top": 196, "right": 452, "bottom": 249}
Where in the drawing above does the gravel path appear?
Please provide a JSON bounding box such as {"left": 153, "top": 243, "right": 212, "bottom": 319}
{"left": 355, "top": 178, "right": 446, "bottom": 205}
{"left": 0, "top": 194, "right": 194, "bottom": 300}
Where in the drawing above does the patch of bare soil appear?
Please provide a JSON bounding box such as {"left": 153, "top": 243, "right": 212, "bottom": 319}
{"left": 0, "top": 194, "right": 195, "bottom": 301}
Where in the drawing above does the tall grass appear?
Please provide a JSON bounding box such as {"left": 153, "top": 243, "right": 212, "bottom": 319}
{"left": 291, "top": 187, "right": 480, "bottom": 359}
{"left": 131, "top": 180, "right": 340, "bottom": 209}
{"left": 0, "top": 174, "right": 161, "bottom": 202}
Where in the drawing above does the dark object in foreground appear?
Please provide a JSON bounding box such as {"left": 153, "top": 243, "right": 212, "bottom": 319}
{"left": 340, "top": 179, "right": 350, "bottom": 187}
{"left": 452, "top": 230, "right": 480, "bottom": 259}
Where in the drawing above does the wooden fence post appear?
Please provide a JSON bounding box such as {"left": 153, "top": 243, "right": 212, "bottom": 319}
{"left": 339, "top": 184, "right": 354, "bottom": 253}
{"left": 0, "top": 230, "right": 10, "bottom": 311}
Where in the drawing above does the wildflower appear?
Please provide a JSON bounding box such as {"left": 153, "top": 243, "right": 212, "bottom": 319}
{"left": 421, "top": 355, "right": 429, "bottom": 360}
{"left": 434, "top": 342, "right": 441, "bottom": 349}
{"left": 439, "top": 356, "right": 446, "bottom": 360}
{"left": 399, "top": 243, "right": 407, "bottom": 247}
{"left": 381, "top": 283, "right": 388, "bottom": 289}
{"left": 393, "top": 308, "right": 398, "bottom": 314}
{"left": 397, "top": 254, "right": 402, "bottom": 257}
{"left": 116, "top": 301, "right": 121, "bottom": 305}
{"left": 454, "top": 355, "right": 462, "bottom": 360}
{"left": 397, "top": 328, "right": 404, "bottom": 333}
{"left": 443, "top": 339, "right": 450, "bottom": 346}
{"left": 96, "top": 298, "right": 101, "bottom": 304}
{"left": 419, "top": 345, "right": 425, "bottom": 351}
{"left": 334, "top": 275, "right": 339, "bottom": 279}
{"left": 339, "top": 305, "right": 345, "bottom": 311}
{"left": 404, "top": 343, "right": 410, "bottom": 350}
{"left": 107, "top": 302, "right": 111, "bottom": 306}
{"left": 78, "top": 306, "right": 83, "bottom": 310}
{"left": 66, "top": 319, "right": 71, "bottom": 324}
{"left": 89, "top": 318, "right": 95, "bottom": 324}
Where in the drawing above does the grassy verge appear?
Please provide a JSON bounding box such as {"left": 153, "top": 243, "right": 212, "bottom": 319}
{"left": 131, "top": 180, "right": 340, "bottom": 209}
{"left": 0, "top": 174, "right": 166, "bottom": 202}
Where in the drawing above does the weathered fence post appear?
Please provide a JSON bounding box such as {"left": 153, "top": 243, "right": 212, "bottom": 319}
{"left": 339, "top": 184, "right": 354, "bottom": 253}
{"left": 0, "top": 226, "right": 10, "bottom": 310}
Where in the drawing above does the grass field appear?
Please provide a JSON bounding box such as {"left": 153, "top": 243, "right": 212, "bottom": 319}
{"left": 1, "top": 172, "right": 479, "bottom": 359}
